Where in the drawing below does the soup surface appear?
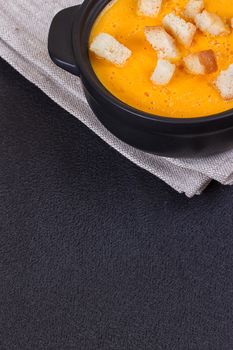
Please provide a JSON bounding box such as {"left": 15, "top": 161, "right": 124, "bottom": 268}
{"left": 89, "top": 0, "right": 233, "bottom": 118}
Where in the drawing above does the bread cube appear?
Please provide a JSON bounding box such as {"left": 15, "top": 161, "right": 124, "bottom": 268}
{"left": 90, "top": 33, "right": 132, "bottom": 65}
{"left": 214, "top": 64, "right": 233, "bottom": 100}
{"left": 138, "top": 0, "right": 162, "bottom": 16}
{"left": 144, "top": 26, "right": 180, "bottom": 59}
{"left": 195, "top": 10, "right": 230, "bottom": 36}
{"left": 163, "top": 13, "right": 197, "bottom": 47}
{"left": 184, "top": 50, "right": 218, "bottom": 75}
{"left": 184, "top": 0, "right": 204, "bottom": 20}
{"left": 151, "top": 59, "right": 176, "bottom": 85}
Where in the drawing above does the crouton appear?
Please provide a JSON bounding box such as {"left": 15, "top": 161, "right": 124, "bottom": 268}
{"left": 144, "top": 26, "right": 180, "bottom": 60}
{"left": 184, "top": 0, "right": 204, "bottom": 21}
{"left": 90, "top": 33, "right": 132, "bottom": 65}
{"left": 195, "top": 10, "right": 230, "bottom": 36}
{"left": 163, "top": 13, "right": 196, "bottom": 47}
{"left": 151, "top": 59, "right": 176, "bottom": 85}
{"left": 184, "top": 50, "right": 218, "bottom": 75}
{"left": 138, "top": 0, "right": 162, "bottom": 17}
{"left": 214, "top": 64, "right": 233, "bottom": 100}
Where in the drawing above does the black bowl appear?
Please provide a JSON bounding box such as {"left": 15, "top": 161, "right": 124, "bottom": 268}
{"left": 48, "top": 1, "right": 233, "bottom": 157}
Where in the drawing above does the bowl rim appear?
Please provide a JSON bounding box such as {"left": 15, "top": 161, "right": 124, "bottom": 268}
{"left": 72, "top": 0, "right": 233, "bottom": 127}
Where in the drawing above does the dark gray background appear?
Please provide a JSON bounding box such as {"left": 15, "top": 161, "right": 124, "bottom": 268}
{"left": 0, "top": 57, "right": 233, "bottom": 350}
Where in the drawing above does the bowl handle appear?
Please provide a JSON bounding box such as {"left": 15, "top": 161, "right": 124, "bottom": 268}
{"left": 48, "top": 6, "right": 80, "bottom": 76}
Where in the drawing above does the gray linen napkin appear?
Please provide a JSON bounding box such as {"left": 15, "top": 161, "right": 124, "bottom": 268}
{"left": 1, "top": 0, "right": 233, "bottom": 197}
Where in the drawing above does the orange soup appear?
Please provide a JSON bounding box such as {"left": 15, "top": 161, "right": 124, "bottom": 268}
{"left": 89, "top": 0, "right": 233, "bottom": 118}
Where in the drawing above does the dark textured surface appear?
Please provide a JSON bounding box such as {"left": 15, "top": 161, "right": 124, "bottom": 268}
{"left": 0, "top": 57, "right": 233, "bottom": 350}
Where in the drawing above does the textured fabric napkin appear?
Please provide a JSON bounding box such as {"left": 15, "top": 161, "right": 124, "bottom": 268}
{"left": 1, "top": 0, "right": 233, "bottom": 197}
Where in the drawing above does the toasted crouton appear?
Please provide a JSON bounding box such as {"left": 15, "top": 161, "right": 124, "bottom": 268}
{"left": 138, "top": 0, "right": 162, "bottom": 16}
{"left": 144, "top": 26, "right": 180, "bottom": 60}
{"left": 163, "top": 13, "right": 197, "bottom": 47}
{"left": 151, "top": 59, "right": 176, "bottom": 85}
{"left": 195, "top": 10, "right": 230, "bottom": 36}
{"left": 184, "top": 0, "right": 204, "bottom": 20}
{"left": 90, "top": 33, "right": 131, "bottom": 65}
{"left": 214, "top": 64, "right": 233, "bottom": 100}
{"left": 184, "top": 50, "right": 218, "bottom": 75}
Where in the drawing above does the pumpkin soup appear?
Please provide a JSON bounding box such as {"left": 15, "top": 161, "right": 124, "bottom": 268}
{"left": 89, "top": 0, "right": 233, "bottom": 118}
